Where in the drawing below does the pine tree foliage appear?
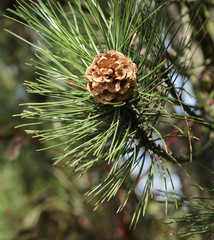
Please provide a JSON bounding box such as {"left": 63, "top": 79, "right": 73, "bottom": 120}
{"left": 167, "top": 194, "right": 214, "bottom": 238}
{"left": 5, "top": 0, "right": 212, "bottom": 227}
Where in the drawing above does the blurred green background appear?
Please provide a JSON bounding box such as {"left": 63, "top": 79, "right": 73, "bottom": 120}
{"left": 0, "top": 1, "right": 213, "bottom": 240}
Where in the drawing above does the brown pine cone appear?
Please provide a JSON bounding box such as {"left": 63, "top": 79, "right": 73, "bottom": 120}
{"left": 86, "top": 50, "right": 137, "bottom": 103}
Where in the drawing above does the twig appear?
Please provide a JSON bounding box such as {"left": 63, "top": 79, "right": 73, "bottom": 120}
{"left": 173, "top": 85, "right": 193, "bottom": 162}
{"left": 56, "top": 77, "right": 87, "bottom": 91}
{"left": 130, "top": 106, "right": 214, "bottom": 163}
{"left": 29, "top": 0, "right": 38, "bottom": 6}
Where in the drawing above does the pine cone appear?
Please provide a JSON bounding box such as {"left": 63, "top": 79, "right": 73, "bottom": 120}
{"left": 86, "top": 50, "right": 137, "bottom": 103}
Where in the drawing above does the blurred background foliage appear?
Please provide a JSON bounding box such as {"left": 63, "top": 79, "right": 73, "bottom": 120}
{"left": 0, "top": 0, "right": 213, "bottom": 240}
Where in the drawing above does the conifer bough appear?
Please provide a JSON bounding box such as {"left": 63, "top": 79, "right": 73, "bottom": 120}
{"left": 6, "top": 0, "right": 213, "bottom": 229}
{"left": 86, "top": 50, "right": 137, "bottom": 103}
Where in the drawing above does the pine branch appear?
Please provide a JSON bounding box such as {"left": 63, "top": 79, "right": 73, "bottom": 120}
{"left": 5, "top": 0, "right": 213, "bottom": 228}
{"left": 167, "top": 194, "right": 214, "bottom": 238}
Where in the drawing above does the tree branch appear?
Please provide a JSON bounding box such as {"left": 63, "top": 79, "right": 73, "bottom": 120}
{"left": 129, "top": 105, "right": 214, "bottom": 163}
